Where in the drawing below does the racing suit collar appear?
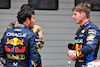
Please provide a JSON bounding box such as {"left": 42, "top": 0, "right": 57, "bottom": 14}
{"left": 79, "top": 20, "right": 91, "bottom": 29}
{"left": 17, "top": 24, "right": 27, "bottom": 28}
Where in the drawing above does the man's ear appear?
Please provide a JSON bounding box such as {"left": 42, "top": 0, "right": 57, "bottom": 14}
{"left": 25, "top": 17, "right": 30, "bottom": 23}
{"left": 82, "top": 12, "right": 86, "bottom": 18}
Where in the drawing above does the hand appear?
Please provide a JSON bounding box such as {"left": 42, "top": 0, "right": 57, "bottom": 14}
{"left": 68, "top": 50, "right": 77, "bottom": 61}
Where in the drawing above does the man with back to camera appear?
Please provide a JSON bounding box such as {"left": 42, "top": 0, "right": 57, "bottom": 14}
{"left": 0, "top": 6, "right": 41, "bottom": 67}
{"left": 68, "top": 3, "right": 100, "bottom": 67}
{"left": 7, "top": 4, "right": 44, "bottom": 67}
{"left": 7, "top": 4, "right": 44, "bottom": 53}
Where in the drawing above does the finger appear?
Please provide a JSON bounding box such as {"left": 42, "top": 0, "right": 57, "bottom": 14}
{"left": 70, "top": 53, "right": 77, "bottom": 61}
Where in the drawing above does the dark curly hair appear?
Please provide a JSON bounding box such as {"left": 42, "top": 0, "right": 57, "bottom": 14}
{"left": 20, "top": 4, "right": 32, "bottom": 10}
{"left": 17, "top": 8, "right": 35, "bottom": 24}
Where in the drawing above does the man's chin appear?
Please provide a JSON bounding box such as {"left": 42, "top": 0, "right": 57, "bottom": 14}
{"left": 29, "top": 27, "right": 33, "bottom": 29}
{"left": 75, "top": 21, "right": 79, "bottom": 24}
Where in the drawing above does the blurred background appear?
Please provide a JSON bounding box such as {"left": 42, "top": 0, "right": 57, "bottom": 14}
{"left": 0, "top": 0, "right": 100, "bottom": 67}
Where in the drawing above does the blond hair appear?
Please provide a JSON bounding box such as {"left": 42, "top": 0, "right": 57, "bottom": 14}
{"left": 72, "top": 3, "right": 91, "bottom": 19}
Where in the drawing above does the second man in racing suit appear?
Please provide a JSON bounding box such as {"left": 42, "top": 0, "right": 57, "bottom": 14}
{"left": 68, "top": 3, "right": 100, "bottom": 67}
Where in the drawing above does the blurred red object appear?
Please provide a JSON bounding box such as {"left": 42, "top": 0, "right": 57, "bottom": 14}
{"left": 87, "top": 59, "right": 100, "bottom": 67}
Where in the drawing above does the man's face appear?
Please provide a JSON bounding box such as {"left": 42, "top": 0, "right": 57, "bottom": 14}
{"left": 72, "top": 10, "right": 83, "bottom": 24}
{"left": 29, "top": 14, "right": 35, "bottom": 29}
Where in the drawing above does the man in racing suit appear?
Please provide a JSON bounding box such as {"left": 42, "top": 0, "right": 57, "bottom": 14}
{"left": 68, "top": 3, "right": 100, "bottom": 67}
{"left": 7, "top": 21, "right": 44, "bottom": 67}
{"left": 7, "top": 21, "right": 44, "bottom": 52}
{"left": 0, "top": 7, "right": 41, "bottom": 67}
{"left": 6, "top": 4, "right": 44, "bottom": 67}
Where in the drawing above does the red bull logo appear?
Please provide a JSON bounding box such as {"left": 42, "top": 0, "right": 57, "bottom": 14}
{"left": 5, "top": 45, "right": 26, "bottom": 53}
{"left": 75, "top": 43, "right": 82, "bottom": 51}
{"left": 76, "top": 51, "right": 81, "bottom": 57}
{"left": 5, "top": 37, "right": 26, "bottom": 53}
{"left": 6, "top": 37, "right": 24, "bottom": 46}
{"left": 75, "top": 43, "right": 84, "bottom": 58}
{"left": 76, "top": 51, "right": 84, "bottom": 58}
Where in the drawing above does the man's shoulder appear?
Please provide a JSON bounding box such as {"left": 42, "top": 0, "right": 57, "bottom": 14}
{"left": 88, "top": 22, "right": 99, "bottom": 30}
{"left": 23, "top": 28, "right": 36, "bottom": 36}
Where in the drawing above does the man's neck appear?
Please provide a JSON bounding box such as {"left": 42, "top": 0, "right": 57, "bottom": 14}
{"left": 80, "top": 18, "right": 90, "bottom": 26}
{"left": 23, "top": 22, "right": 29, "bottom": 28}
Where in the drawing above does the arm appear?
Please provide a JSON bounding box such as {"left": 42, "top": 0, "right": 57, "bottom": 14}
{"left": 68, "top": 27, "right": 100, "bottom": 61}
{"left": 0, "top": 36, "right": 6, "bottom": 66}
{"left": 0, "top": 37, "right": 5, "bottom": 58}
{"left": 76, "top": 28, "right": 100, "bottom": 59}
{"left": 29, "top": 33, "right": 41, "bottom": 65}
{"left": 32, "top": 25, "right": 44, "bottom": 52}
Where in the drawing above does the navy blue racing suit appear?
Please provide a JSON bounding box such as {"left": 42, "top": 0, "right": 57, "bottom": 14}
{"left": 0, "top": 24, "right": 41, "bottom": 67}
{"left": 75, "top": 20, "right": 100, "bottom": 67}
